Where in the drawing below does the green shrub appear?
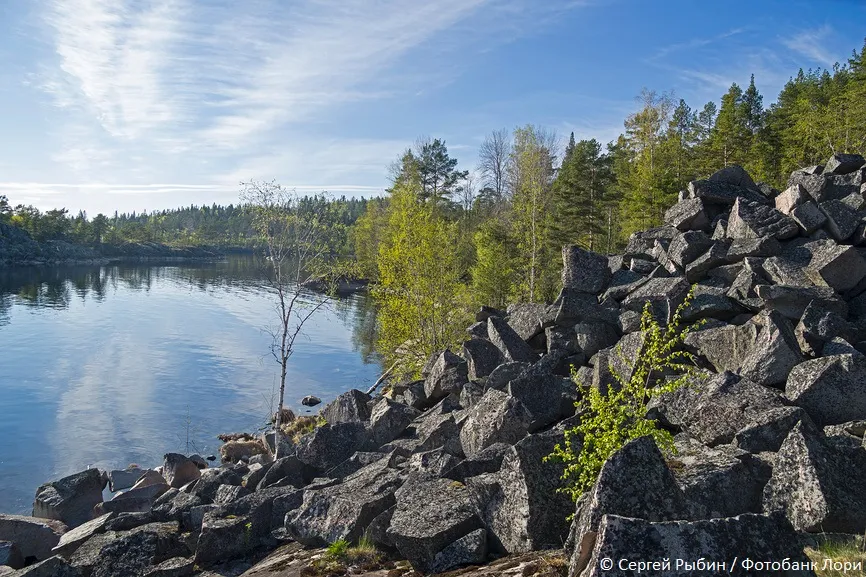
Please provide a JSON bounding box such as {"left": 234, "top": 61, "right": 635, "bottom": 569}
{"left": 546, "top": 287, "right": 706, "bottom": 506}
{"left": 326, "top": 538, "right": 350, "bottom": 559}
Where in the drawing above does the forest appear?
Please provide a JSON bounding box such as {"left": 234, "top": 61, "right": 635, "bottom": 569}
{"left": 2, "top": 39, "right": 865, "bottom": 374}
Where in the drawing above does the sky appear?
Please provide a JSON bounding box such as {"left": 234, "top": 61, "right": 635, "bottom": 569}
{"left": 0, "top": 0, "right": 865, "bottom": 216}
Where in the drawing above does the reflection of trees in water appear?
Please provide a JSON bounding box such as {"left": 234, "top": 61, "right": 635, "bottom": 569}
{"left": 348, "top": 294, "right": 381, "bottom": 366}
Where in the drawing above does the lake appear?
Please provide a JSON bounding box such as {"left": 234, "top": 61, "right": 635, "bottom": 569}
{"left": 0, "top": 256, "right": 381, "bottom": 514}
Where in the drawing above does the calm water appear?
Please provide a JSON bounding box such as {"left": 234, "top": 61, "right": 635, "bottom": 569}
{"left": 0, "top": 256, "right": 381, "bottom": 514}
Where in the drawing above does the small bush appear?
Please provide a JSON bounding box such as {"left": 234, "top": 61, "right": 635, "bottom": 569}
{"left": 546, "top": 287, "right": 706, "bottom": 505}
{"left": 326, "top": 539, "right": 350, "bottom": 560}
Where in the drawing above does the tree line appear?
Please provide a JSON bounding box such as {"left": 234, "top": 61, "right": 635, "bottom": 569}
{"left": 358, "top": 39, "right": 866, "bottom": 375}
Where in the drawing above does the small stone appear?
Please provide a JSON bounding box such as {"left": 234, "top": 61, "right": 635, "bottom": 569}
{"left": 301, "top": 395, "right": 321, "bottom": 407}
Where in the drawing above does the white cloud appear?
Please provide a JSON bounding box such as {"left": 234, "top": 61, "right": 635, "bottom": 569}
{"left": 781, "top": 25, "right": 838, "bottom": 69}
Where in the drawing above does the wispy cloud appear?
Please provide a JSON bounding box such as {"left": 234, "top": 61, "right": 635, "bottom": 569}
{"left": 781, "top": 25, "right": 838, "bottom": 69}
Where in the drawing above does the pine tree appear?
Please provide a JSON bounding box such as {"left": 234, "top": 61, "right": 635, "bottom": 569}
{"left": 710, "top": 83, "right": 752, "bottom": 168}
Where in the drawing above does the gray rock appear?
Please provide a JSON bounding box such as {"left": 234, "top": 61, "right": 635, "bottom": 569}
{"left": 573, "top": 321, "right": 619, "bottom": 359}
{"left": 143, "top": 556, "right": 195, "bottom": 577}
{"left": 51, "top": 513, "right": 112, "bottom": 557}
{"left": 684, "top": 241, "right": 730, "bottom": 282}
{"left": 622, "top": 277, "right": 689, "bottom": 322}
{"left": 444, "top": 443, "right": 511, "bottom": 483}
{"left": 545, "top": 326, "right": 578, "bottom": 355}
{"left": 553, "top": 289, "right": 618, "bottom": 327}
{"left": 466, "top": 321, "right": 488, "bottom": 340}
{"left": 664, "top": 198, "right": 710, "bottom": 231}
{"left": 256, "top": 455, "right": 304, "bottom": 490}
{"left": 561, "top": 245, "right": 610, "bottom": 294}
{"left": 786, "top": 353, "right": 866, "bottom": 426}
{"left": 324, "top": 451, "right": 386, "bottom": 480}
{"left": 162, "top": 454, "right": 201, "bottom": 489}
{"left": 286, "top": 458, "right": 404, "bottom": 547}
{"left": 424, "top": 350, "right": 469, "bottom": 403}
{"left": 820, "top": 199, "right": 860, "bottom": 241}
{"left": 795, "top": 301, "right": 851, "bottom": 357}
{"left": 459, "top": 389, "right": 532, "bottom": 457}
{"left": 486, "top": 362, "right": 530, "bottom": 391}
{"left": 789, "top": 170, "right": 828, "bottom": 201}
{"left": 461, "top": 339, "right": 503, "bottom": 380}
{"left": 688, "top": 178, "right": 766, "bottom": 205}
{"left": 475, "top": 306, "right": 504, "bottom": 322}
{"left": 841, "top": 191, "right": 866, "bottom": 211}
{"left": 195, "top": 514, "right": 257, "bottom": 566}
{"left": 670, "top": 436, "right": 770, "bottom": 519}
{"left": 366, "top": 398, "right": 419, "bottom": 449}
{"left": 428, "top": 528, "right": 487, "bottom": 574}
{"left": 151, "top": 491, "right": 203, "bottom": 523}
{"left": 99, "top": 483, "right": 170, "bottom": 515}
{"left": 411, "top": 400, "right": 465, "bottom": 456}
{"left": 708, "top": 164, "right": 758, "bottom": 189}
{"left": 650, "top": 372, "right": 803, "bottom": 452}
{"left": 15, "top": 556, "right": 80, "bottom": 577}
{"left": 407, "top": 449, "right": 461, "bottom": 479}
{"left": 91, "top": 523, "right": 187, "bottom": 577}
{"left": 580, "top": 513, "right": 809, "bottom": 577}
{"left": 295, "top": 422, "right": 367, "bottom": 473}
{"left": 0, "top": 514, "right": 67, "bottom": 563}
{"left": 402, "top": 380, "right": 427, "bottom": 410}
{"left": 507, "top": 364, "right": 574, "bottom": 433}
{"left": 625, "top": 226, "right": 677, "bottom": 257}
{"left": 33, "top": 468, "right": 105, "bottom": 529}
{"left": 666, "top": 230, "right": 713, "bottom": 270}
{"left": 506, "top": 302, "right": 553, "bottom": 341}
{"left": 806, "top": 240, "right": 866, "bottom": 293}
{"left": 459, "top": 380, "right": 486, "bottom": 409}
{"left": 775, "top": 183, "right": 809, "bottom": 214}
{"left": 487, "top": 316, "right": 536, "bottom": 363}
{"left": 726, "top": 197, "right": 799, "bottom": 240}
{"left": 684, "top": 321, "right": 757, "bottom": 373}
{"left": 0, "top": 542, "right": 22, "bottom": 570}
{"left": 791, "top": 200, "right": 827, "bottom": 234}
{"left": 755, "top": 284, "right": 847, "bottom": 321}
{"left": 107, "top": 469, "right": 145, "bottom": 493}
{"left": 301, "top": 395, "right": 321, "bottom": 407}
{"left": 567, "top": 436, "right": 690, "bottom": 576}
{"left": 214, "top": 484, "right": 250, "bottom": 505}
{"left": 103, "top": 512, "right": 153, "bottom": 532}
{"left": 386, "top": 477, "right": 483, "bottom": 574}
{"left": 764, "top": 421, "right": 866, "bottom": 533}
{"left": 321, "top": 389, "right": 372, "bottom": 425}
{"left": 189, "top": 467, "right": 243, "bottom": 502}
{"left": 825, "top": 153, "right": 865, "bottom": 175}
{"left": 739, "top": 310, "right": 802, "bottom": 388}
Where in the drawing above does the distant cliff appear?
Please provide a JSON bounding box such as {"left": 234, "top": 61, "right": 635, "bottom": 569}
{"left": 0, "top": 221, "right": 223, "bottom": 266}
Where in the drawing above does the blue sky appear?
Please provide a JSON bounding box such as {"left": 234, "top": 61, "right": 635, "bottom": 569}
{"left": 0, "top": 0, "right": 864, "bottom": 216}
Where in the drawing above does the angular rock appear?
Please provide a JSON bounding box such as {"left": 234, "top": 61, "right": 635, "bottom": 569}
{"left": 286, "top": 459, "right": 404, "bottom": 546}
{"left": 162, "top": 454, "right": 201, "bottom": 489}
{"left": 51, "top": 513, "right": 112, "bottom": 557}
{"left": 411, "top": 401, "right": 464, "bottom": 456}
{"left": 806, "top": 241, "right": 866, "bottom": 293}
{"left": 664, "top": 198, "right": 710, "bottom": 231}
{"left": 684, "top": 241, "right": 730, "bottom": 282}
{"left": 33, "top": 468, "right": 105, "bottom": 529}
{"left": 195, "top": 514, "right": 257, "bottom": 566}
{"left": 666, "top": 230, "right": 713, "bottom": 270}
{"left": 424, "top": 350, "right": 469, "bottom": 403}
{"left": 321, "top": 389, "right": 372, "bottom": 425}
{"left": 256, "top": 455, "right": 304, "bottom": 490}
{"left": 487, "top": 316, "right": 536, "bottom": 363}
{"left": 444, "top": 443, "right": 511, "bottom": 484}
{"left": 774, "top": 183, "right": 808, "bottom": 215}
{"left": 99, "top": 483, "right": 170, "bottom": 515}
{"left": 561, "top": 245, "right": 610, "bottom": 294}
{"left": 573, "top": 321, "right": 618, "bottom": 360}
{"left": 825, "top": 153, "right": 866, "bottom": 175}
{"left": 789, "top": 170, "right": 827, "bottom": 201}
{"left": 581, "top": 513, "right": 809, "bottom": 577}
{"left": 0, "top": 541, "right": 23, "bottom": 570}
{"left": 688, "top": 178, "right": 766, "bottom": 205}
{"left": 669, "top": 436, "right": 770, "bottom": 519}
{"left": 189, "top": 468, "right": 243, "bottom": 502}
{"left": 506, "top": 364, "right": 574, "bottom": 432}
{"left": 295, "top": 422, "right": 367, "bottom": 472}
{"left": 324, "top": 451, "right": 386, "bottom": 480}
{"left": 820, "top": 199, "right": 859, "bottom": 241}
{"left": 459, "top": 380, "right": 486, "bottom": 409}
{"left": 708, "top": 164, "right": 758, "bottom": 189}
{"left": 462, "top": 339, "right": 503, "bottom": 380}
{"left": 739, "top": 310, "right": 802, "bottom": 388}
{"left": 366, "top": 398, "right": 419, "bottom": 449}
{"left": 428, "top": 528, "right": 487, "bottom": 574}
{"left": 786, "top": 353, "right": 866, "bottom": 426}
{"left": 91, "top": 523, "right": 187, "bottom": 577}
{"left": 506, "top": 302, "right": 553, "bottom": 341}
{"left": 401, "top": 380, "right": 427, "bottom": 410}
{"left": 622, "top": 277, "right": 689, "bottom": 322}
{"left": 841, "top": 191, "right": 866, "bottom": 211}
{"left": 407, "top": 448, "right": 461, "bottom": 479}
{"left": 459, "top": 389, "right": 532, "bottom": 457}
{"left": 684, "top": 322, "right": 757, "bottom": 373}
{"left": 14, "top": 556, "right": 80, "bottom": 577}
{"left": 466, "top": 321, "right": 488, "bottom": 340}
{"left": 214, "top": 484, "right": 250, "bottom": 505}
{"left": 0, "top": 514, "right": 66, "bottom": 562}
{"left": 764, "top": 422, "right": 866, "bottom": 533}
{"left": 726, "top": 197, "right": 798, "bottom": 240}
{"left": 151, "top": 491, "right": 202, "bottom": 523}
{"left": 755, "top": 284, "right": 847, "bottom": 321}
{"left": 795, "top": 301, "right": 851, "bottom": 357}
{"left": 567, "top": 436, "right": 690, "bottom": 575}
{"left": 107, "top": 468, "right": 145, "bottom": 493}
{"left": 791, "top": 200, "right": 827, "bottom": 234}
{"left": 387, "top": 477, "right": 483, "bottom": 574}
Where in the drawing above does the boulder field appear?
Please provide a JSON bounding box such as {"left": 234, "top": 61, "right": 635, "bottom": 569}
{"left": 5, "top": 156, "right": 866, "bottom": 575}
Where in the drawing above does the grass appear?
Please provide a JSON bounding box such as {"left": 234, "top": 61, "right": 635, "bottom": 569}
{"left": 302, "top": 535, "right": 386, "bottom": 576}
{"left": 281, "top": 415, "right": 328, "bottom": 444}
{"left": 807, "top": 535, "right": 866, "bottom": 577}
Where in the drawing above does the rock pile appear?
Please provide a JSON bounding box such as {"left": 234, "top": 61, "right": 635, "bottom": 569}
{"left": 4, "top": 155, "right": 866, "bottom": 575}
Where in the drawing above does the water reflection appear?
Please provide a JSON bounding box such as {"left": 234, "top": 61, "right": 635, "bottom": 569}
{"left": 0, "top": 256, "right": 381, "bottom": 514}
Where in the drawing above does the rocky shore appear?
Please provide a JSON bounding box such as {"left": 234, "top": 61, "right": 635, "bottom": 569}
{"left": 4, "top": 155, "right": 866, "bottom": 576}
{"left": 0, "top": 222, "right": 225, "bottom": 266}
